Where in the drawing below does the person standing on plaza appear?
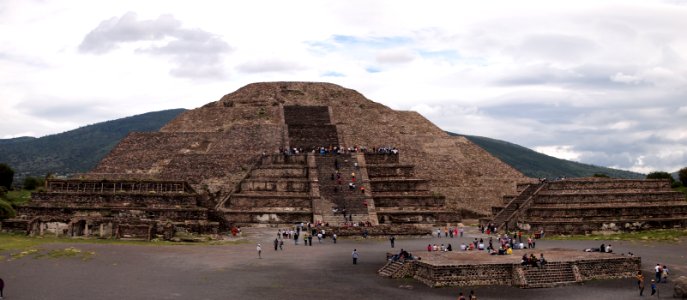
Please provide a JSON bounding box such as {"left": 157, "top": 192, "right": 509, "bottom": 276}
{"left": 459, "top": 227, "right": 464, "bottom": 238}
{"left": 655, "top": 264, "right": 662, "bottom": 283}
{"left": 636, "top": 271, "right": 645, "bottom": 296}
{"left": 274, "top": 238, "right": 279, "bottom": 251}
{"left": 352, "top": 249, "right": 359, "bottom": 264}
{"left": 390, "top": 235, "right": 396, "bottom": 248}
{"left": 257, "top": 244, "right": 262, "bottom": 259}
{"left": 333, "top": 233, "right": 337, "bottom": 243}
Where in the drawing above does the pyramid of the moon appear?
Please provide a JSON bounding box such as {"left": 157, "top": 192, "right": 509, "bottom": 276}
{"left": 2, "top": 82, "right": 531, "bottom": 237}
{"left": 89, "top": 82, "right": 531, "bottom": 225}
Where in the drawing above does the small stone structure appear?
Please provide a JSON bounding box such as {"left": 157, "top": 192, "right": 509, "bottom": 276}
{"left": 2, "top": 179, "right": 218, "bottom": 240}
{"left": 379, "top": 249, "right": 641, "bottom": 289}
{"left": 491, "top": 178, "right": 687, "bottom": 233}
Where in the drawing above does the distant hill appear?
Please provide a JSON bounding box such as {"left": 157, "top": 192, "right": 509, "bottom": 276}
{"left": 450, "top": 133, "right": 644, "bottom": 179}
{"left": 0, "top": 109, "right": 186, "bottom": 180}
{"left": 0, "top": 108, "right": 644, "bottom": 182}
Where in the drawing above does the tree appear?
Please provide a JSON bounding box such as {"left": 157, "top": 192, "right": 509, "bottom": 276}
{"left": 647, "top": 171, "right": 675, "bottom": 183}
{"left": 679, "top": 167, "right": 687, "bottom": 187}
{"left": 0, "top": 163, "right": 14, "bottom": 189}
{"left": 592, "top": 173, "right": 610, "bottom": 178}
{"left": 0, "top": 186, "right": 16, "bottom": 219}
{"left": 23, "top": 176, "right": 45, "bottom": 190}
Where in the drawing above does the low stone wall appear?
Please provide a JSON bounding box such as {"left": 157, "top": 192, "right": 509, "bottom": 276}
{"left": 413, "top": 262, "right": 515, "bottom": 287}
{"left": 31, "top": 192, "right": 199, "bottom": 207}
{"left": 330, "top": 224, "right": 431, "bottom": 236}
{"left": 407, "top": 256, "right": 640, "bottom": 288}
{"left": 576, "top": 257, "right": 641, "bottom": 280}
{"left": 367, "top": 165, "right": 415, "bottom": 178}
{"left": 370, "top": 179, "right": 429, "bottom": 192}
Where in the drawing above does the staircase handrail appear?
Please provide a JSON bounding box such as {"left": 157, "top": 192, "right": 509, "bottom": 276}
{"left": 497, "top": 182, "right": 547, "bottom": 232}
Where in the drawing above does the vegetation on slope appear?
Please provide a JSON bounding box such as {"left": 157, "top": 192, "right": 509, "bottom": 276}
{"left": 449, "top": 132, "right": 644, "bottom": 179}
{"left": 0, "top": 109, "right": 186, "bottom": 179}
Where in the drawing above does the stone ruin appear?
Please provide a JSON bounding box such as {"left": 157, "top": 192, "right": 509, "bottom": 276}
{"left": 1, "top": 82, "right": 531, "bottom": 238}
{"left": 491, "top": 178, "right": 687, "bottom": 234}
{"left": 5, "top": 82, "right": 683, "bottom": 239}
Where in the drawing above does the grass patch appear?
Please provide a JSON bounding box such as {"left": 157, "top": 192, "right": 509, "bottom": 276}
{"left": 545, "top": 229, "right": 687, "bottom": 242}
{"left": 5, "top": 190, "right": 32, "bottom": 204}
{"left": 0, "top": 232, "right": 248, "bottom": 253}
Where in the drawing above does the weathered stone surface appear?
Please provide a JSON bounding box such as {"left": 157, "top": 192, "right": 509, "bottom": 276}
{"left": 675, "top": 276, "right": 687, "bottom": 299}
{"left": 492, "top": 178, "right": 687, "bottom": 234}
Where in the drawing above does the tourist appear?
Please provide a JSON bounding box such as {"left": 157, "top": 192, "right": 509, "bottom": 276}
{"left": 444, "top": 227, "right": 449, "bottom": 238}
{"left": 459, "top": 227, "right": 464, "bottom": 237}
{"left": 274, "top": 238, "right": 279, "bottom": 251}
{"left": 433, "top": 244, "right": 439, "bottom": 251}
{"left": 447, "top": 244, "right": 453, "bottom": 251}
{"left": 661, "top": 265, "right": 669, "bottom": 283}
{"left": 469, "top": 289, "right": 477, "bottom": 300}
{"left": 458, "top": 291, "right": 466, "bottom": 300}
{"left": 352, "top": 249, "right": 359, "bottom": 264}
{"left": 539, "top": 253, "right": 547, "bottom": 267}
{"left": 636, "top": 271, "right": 645, "bottom": 296}
{"left": 389, "top": 235, "right": 396, "bottom": 248}
{"left": 650, "top": 279, "right": 657, "bottom": 296}
{"left": 317, "top": 232, "right": 323, "bottom": 243}
{"left": 460, "top": 243, "right": 467, "bottom": 251}
{"left": 437, "top": 228, "right": 442, "bottom": 238}
{"left": 521, "top": 253, "right": 529, "bottom": 266}
{"left": 0, "top": 277, "right": 4, "bottom": 299}
{"left": 655, "top": 264, "right": 662, "bottom": 282}
{"left": 506, "top": 246, "right": 513, "bottom": 255}
{"left": 332, "top": 233, "right": 337, "bottom": 244}
{"left": 294, "top": 232, "right": 299, "bottom": 245}
{"left": 257, "top": 244, "right": 262, "bottom": 259}
{"left": 440, "top": 244, "right": 445, "bottom": 251}
{"left": 453, "top": 227, "right": 458, "bottom": 238}
{"left": 427, "top": 244, "right": 432, "bottom": 252}
{"left": 279, "top": 239, "right": 284, "bottom": 250}
{"left": 605, "top": 244, "right": 613, "bottom": 253}
{"left": 304, "top": 234, "right": 308, "bottom": 246}
{"left": 527, "top": 236, "right": 533, "bottom": 249}
{"left": 308, "top": 234, "right": 313, "bottom": 246}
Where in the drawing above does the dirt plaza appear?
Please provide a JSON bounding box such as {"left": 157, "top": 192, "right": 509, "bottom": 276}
{"left": 0, "top": 227, "right": 684, "bottom": 300}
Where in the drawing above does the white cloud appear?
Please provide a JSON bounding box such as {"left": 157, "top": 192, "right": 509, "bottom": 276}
{"left": 0, "top": 0, "right": 687, "bottom": 173}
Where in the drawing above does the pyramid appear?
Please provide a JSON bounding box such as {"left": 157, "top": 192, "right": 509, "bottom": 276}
{"left": 3, "top": 82, "right": 533, "bottom": 237}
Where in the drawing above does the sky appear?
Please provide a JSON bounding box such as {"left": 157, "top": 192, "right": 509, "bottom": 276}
{"left": 1, "top": 0, "right": 686, "bottom": 174}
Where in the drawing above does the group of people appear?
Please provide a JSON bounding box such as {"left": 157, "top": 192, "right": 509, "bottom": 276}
{"left": 288, "top": 145, "right": 401, "bottom": 155}
{"left": 521, "top": 253, "right": 547, "bottom": 268}
{"left": 636, "top": 264, "right": 669, "bottom": 297}
{"left": 584, "top": 243, "right": 613, "bottom": 253}
{"left": 435, "top": 226, "right": 465, "bottom": 238}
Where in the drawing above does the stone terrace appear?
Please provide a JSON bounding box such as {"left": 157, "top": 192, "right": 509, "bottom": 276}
{"left": 2, "top": 179, "right": 217, "bottom": 240}
{"left": 491, "top": 178, "right": 687, "bottom": 233}
{"left": 383, "top": 248, "right": 640, "bottom": 289}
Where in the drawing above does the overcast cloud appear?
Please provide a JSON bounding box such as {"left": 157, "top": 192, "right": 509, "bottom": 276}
{"left": 0, "top": 0, "right": 686, "bottom": 174}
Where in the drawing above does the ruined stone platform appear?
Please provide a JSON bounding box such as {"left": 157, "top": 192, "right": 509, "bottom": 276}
{"left": 379, "top": 248, "right": 640, "bottom": 289}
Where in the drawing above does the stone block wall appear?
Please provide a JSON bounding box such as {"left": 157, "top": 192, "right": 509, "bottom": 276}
{"left": 575, "top": 257, "right": 641, "bottom": 281}
{"left": 413, "top": 263, "right": 515, "bottom": 287}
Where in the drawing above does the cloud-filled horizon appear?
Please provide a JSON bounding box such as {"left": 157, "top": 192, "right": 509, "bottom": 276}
{"left": 1, "top": 0, "right": 686, "bottom": 174}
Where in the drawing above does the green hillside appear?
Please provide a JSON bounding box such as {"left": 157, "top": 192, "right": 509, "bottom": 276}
{"left": 451, "top": 133, "right": 644, "bottom": 179}
{"left": 0, "top": 109, "right": 186, "bottom": 179}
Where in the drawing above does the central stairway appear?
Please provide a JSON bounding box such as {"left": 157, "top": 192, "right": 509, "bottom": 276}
{"left": 315, "top": 154, "right": 371, "bottom": 224}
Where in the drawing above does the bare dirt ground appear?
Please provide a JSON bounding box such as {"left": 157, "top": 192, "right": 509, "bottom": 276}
{"left": 0, "top": 227, "right": 684, "bottom": 300}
